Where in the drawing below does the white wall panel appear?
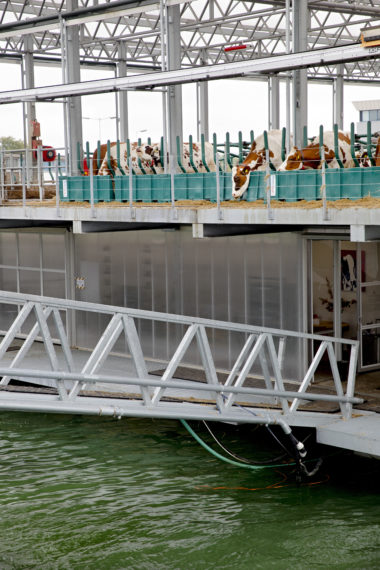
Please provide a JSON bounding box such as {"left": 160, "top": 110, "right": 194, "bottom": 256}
{"left": 74, "top": 228, "right": 304, "bottom": 380}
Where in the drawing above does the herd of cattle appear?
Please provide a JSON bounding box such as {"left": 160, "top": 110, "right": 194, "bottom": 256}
{"left": 92, "top": 130, "right": 380, "bottom": 200}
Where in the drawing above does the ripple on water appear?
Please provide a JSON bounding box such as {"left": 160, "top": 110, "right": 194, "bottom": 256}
{"left": 0, "top": 413, "right": 379, "bottom": 569}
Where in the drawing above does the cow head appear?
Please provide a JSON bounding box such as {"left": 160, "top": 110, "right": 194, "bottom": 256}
{"left": 232, "top": 142, "right": 272, "bottom": 198}
{"left": 355, "top": 150, "right": 371, "bottom": 167}
{"left": 232, "top": 164, "right": 252, "bottom": 198}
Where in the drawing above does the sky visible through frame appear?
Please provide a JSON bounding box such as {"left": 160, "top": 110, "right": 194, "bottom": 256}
{"left": 0, "top": 61, "right": 379, "bottom": 151}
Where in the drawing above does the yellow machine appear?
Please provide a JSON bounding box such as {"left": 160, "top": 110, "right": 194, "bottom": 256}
{"left": 361, "top": 26, "right": 380, "bottom": 47}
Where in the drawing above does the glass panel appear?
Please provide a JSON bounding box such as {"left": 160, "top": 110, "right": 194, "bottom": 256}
{"left": 42, "top": 234, "right": 65, "bottom": 270}
{"left": 43, "top": 271, "right": 66, "bottom": 298}
{"left": 369, "top": 109, "right": 378, "bottom": 121}
{"left": 0, "top": 267, "right": 17, "bottom": 292}
{"left": 361, "top": 242, "right": 380, "bottom": 283}
{"left": 73, "top": 229, "right": 305, "bottom": 381}
{"left": 312, "top": 241, "right": 334, "bottom": 330}
{"left": 0, "top": 233, "right": 17, "bottom": 266}
{"left": 19, "top": 269, "right": 41, "bottom": 295}
{"left": 361, "top": 280, "right": 380, "bottom": 368}
{"left": 361, "top": 111, "right": 369, "bottom": 121}
{"left": 18, "top": 233, "right": 40, "bottom": 268}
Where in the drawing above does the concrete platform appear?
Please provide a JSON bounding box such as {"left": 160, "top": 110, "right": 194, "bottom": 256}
{"left": 317, "top": 412, "right": 380, "bottom": 459}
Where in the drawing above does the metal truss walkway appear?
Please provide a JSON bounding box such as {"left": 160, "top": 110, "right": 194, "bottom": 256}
{"left": 0, "top": 290, "right": 379, "bottom": 458}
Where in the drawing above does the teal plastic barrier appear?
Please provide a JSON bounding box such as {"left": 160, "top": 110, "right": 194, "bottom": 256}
{"left": 59, "top": 176, "right": 113, "bottom": 202}
{"left": 60, "top": 166, "right": 380, "bottom": 204}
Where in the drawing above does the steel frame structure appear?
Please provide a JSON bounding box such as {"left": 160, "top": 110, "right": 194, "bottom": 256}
{"left": 0, "top": 1, "right": 379, "bottom": 82}
{"left": 0, "top": 290, "right": 361, "bottom": 424}
{"left": 0, "top": 1, "right": 379, "bottom": 168}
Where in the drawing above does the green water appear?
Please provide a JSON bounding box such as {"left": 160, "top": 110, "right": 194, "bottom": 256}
{"left": 0, "top": 413, "right": 379, "bottom": 570}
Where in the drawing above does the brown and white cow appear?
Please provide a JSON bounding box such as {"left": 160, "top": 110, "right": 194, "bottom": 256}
{"left": 93, "top": 142, "right": 160, "bottom": 176}
{"left": 94, "top": 141, "right": 217, "bottom": 176}
{"left": 232, "top": 130, "right": 285, "bottom": 199}
{"left": 278, "top": 131, "right": 355, "bottom": 171}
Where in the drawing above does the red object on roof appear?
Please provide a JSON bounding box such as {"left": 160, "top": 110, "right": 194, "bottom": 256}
{"left": 224, "top": 44, "right": 247, "bottom": 52}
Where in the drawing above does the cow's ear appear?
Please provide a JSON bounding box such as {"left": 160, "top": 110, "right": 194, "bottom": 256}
{"left": 242, "top": 166, "right": 250, "bottom": 175}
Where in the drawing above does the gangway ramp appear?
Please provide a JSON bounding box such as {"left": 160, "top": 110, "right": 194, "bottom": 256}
{"left": 0, "top": 290, "right": 378, "bottom": 459}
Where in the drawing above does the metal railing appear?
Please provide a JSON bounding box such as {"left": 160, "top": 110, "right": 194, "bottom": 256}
{"left": 0, "top": 291, "right": 361, "bottom": 424}
{"left": 0, "top": 147, "right": 66, "bottom": 202}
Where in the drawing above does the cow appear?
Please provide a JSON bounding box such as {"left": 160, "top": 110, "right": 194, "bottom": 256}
{"left": 232, "top": 130, "right": 285, "bottom": 199}
{"left": 278, "top": 131, "right": 355, "bottom": 171}
{"left": 94, "top": 141, "right": 217, "bottom": 177}
{"left": 148, "top": 141, "right": 217, "bottom": 173}
{"left": 375, "top": 136, "right": 380, "bottom": 166}
{"left": 93, "top": 142, "right": 159, "bottom": 176}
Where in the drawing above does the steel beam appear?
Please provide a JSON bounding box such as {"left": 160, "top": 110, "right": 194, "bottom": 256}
{"left": 197, "top": 50, "right": 209, "bottom": 140}
{"left": 166, "top": 3, "right": 183, "bottom": 158}
{"left": 292, "top": 0, "right": 308, "bottom": 148}
{"left": 64, "top": 1, "right": 83, "bottom": 175}
{"left": 269, "top": 74, "right": 280, "bottom": 130}
{"left": 117, "top": 42, "right": 129, "bottom": 141}
{"left": 333, "top": 63, "right": 344, "bottom": 129}
{"left": 0, "top": 43, "right": 376, "bottom": 105}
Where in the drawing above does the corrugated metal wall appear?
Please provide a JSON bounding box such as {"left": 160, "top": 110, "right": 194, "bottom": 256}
{"left": 74, "top": 228, "right": 305, "bottom": 380}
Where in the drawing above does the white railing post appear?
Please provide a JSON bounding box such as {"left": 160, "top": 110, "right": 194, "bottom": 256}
{"left": 321, "top": 146, "right": 328, "bottom": 221}
{"left": 216, "top": 155, "right": 223, "bottom": 220}
{"left": 265, "top": 149, "right": 274, "bottom": 220}
{"left": 129, "top": 156, "right": 135, "bottom": 219}
{"left": 89, "top": 153, "right": 95, "bottom": 218}
{"left": 22, "top": 153, "right": 26, "bottom": 214}
{"left": 0, "top": 148, "right": 4, "bottom": 201}
{"left": 37, "top": 145, "right": 43, "bottom": 201}
{"left": 170, "top": 154, "right": 178, "bottom": 219}
{"left": 55, "top": 160, "right": 61, "bottom": 218}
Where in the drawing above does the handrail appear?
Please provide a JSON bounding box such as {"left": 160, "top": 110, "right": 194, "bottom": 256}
{"left": 0, "top": 290, "right": 360, "bottom": 422}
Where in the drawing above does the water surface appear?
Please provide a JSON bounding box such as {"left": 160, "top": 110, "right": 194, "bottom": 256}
{"left": 0, "top": 413, "right": 378, "bottom": 569}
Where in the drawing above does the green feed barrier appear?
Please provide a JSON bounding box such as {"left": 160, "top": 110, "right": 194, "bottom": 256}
{"left": 59, "top": 175, "right": 113, "bottom": 202}
{"left": 59, "top": 166, "right": 380, "bottom": 204}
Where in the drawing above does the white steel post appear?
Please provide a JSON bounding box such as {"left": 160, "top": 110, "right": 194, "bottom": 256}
{"left": 292, "top": 0, "right": 308, "bottom": 148}
{"left": 166, "top": 4, "right": 183, "bottom": 162}
{"left": 65, "top": 0, "right": 83, "bottom": 175}
{"left": 216, "top": 155, "right": 223, "bottom": 220}
{"left": 118, "top": 42, "right": 129, "bottom": 142}
{"left": 37, "top": 145, "right": 43, "bottom": 200}
{"left": 333, "top": 64, "right": 344, "bottom": 129}
{"left": 55, "top": 160, "right": 61, "bottom": 218}
{"left": 129, "top": 156, "right": 135, "bottom": 219}
{"left": 90, "top": 153, "right": 95, "bottom": 218}
{"left": 197, "top": 49, "right": 209, "bottom": 141}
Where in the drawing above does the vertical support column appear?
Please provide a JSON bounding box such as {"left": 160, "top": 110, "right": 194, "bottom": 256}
{"left": 65, "top": 1, "right": 83, "bottom": 175}
{"left": 292, "top": 0, "right": 308, "bottom": 148}
{"left": 197, "top": 50, "right": 209, "bottom": 141}
{"left": 269, "top": 74, "right": 280, "bottom": 130}
{"left": 23, "top": 36, "right": 36, "bottom": 152}
{"left": 23, "top": 35, "right": 37, "bottom": 186}
{"left": 117, "top": 41, "right": 129, "bottom": 141}
{"left": 333, "top": 64, "right": 344, "bottom": 130}
{"left": 166, "top": 3, "right": 183, "bottom": 158}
